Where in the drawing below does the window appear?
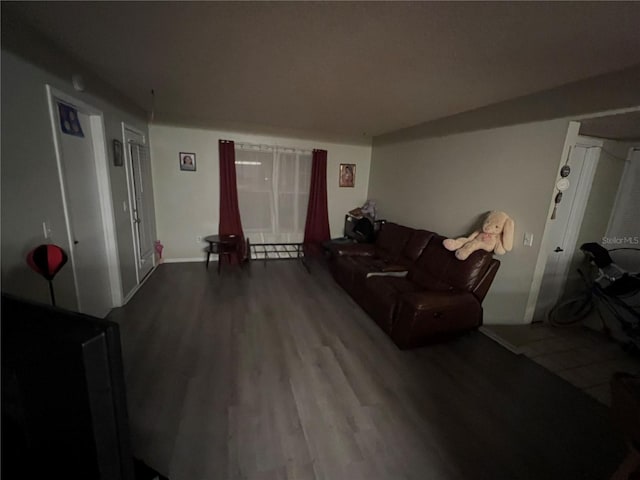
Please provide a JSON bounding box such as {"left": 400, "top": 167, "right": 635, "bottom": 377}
{"left": 235, "top": 144, "right": 311, "bottom": 243}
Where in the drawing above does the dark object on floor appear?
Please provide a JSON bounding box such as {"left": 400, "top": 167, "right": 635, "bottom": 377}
{"left": 327, "top": 222, "right": 500, "bottom": 349}
{"left": 610, "top": 372, "right": 640, "bottom": 480}
{"left": 134, "top": 458, "right": 169, "bottom": 480}
{"left": 1, "top": 294, "right": 135, "bottom": 479}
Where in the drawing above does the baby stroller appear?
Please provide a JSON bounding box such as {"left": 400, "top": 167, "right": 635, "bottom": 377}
{"left": 548, "top": 242, "right": 640, "bottom": 351}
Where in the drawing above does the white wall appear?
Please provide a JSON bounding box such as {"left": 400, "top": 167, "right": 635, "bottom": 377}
{"left": 150, "top": 125, "right": 371, "bottom": 261}
{"left": 1, "top": 36, "right": 149, "bottom": 307}
{"left": 369, "top": 119, "right": 573, "bottom": 324}
{"left": 368, "top": 65, "right": 640, "bottom": 326}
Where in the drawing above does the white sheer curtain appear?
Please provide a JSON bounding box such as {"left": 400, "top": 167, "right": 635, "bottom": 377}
{"left": 235, "top": 144, "right": 311, "bottom": 244}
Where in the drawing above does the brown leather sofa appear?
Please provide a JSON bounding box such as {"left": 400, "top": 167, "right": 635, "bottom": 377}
{"left": 329, "top": 222, "right": 500, "bottom": 349}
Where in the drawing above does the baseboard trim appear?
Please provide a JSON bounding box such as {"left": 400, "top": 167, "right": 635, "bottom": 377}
{"left": 122, "top": 265, "right": 157, "bottom": 305}
{"left": 479, "top": 326, "right": 523, "bottom": 355}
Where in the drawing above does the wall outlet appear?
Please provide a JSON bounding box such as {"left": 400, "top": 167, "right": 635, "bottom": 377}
{"left": 196, "top": 235, "right": 202, "bottom": 243}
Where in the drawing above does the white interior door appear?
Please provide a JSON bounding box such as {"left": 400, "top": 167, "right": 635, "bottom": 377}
{"left": 53, "top": 102, "right": 113, "bottom": 317}
{"left": 533, "top": 142, "right": 600, "bottom": 322}
{"left": 127, "top": 139, "right": 155, "bottom": 281}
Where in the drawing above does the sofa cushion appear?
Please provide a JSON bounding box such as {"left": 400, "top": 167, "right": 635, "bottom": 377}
{"left": 409, "top": 235, "right": 494, "bottom": 293}
{"left": 366, "top": 276, "right": 421, "bottom": 299}
{"left": 347, "top": 256, "right": 407, "bottom": 283}
{"left": 375, "top": 222, "right": 413, "bottom": 262}
{"left": 398, "top": 230, "right": 434, "bottom": 265}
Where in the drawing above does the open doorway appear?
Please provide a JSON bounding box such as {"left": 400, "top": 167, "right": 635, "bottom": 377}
{"left": 533, "top": 109, "right": 640, "bottom": 339}
{"left": 532, "top": 135, "right": 603, "bottom": 323}
{"left": 482, "top": 109, "right": 640, "bottom": 362}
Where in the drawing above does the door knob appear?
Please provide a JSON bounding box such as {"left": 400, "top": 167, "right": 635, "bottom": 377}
{"left": 554, "top": 247, "right": 564, "bottom": 252}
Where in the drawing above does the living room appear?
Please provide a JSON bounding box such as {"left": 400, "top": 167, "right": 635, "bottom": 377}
{"left": 2, "top": 3, "right": 640, "bottom": 479}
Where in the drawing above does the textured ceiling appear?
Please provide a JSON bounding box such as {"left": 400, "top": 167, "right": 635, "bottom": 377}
{"left": 5, "top": 1, "right": 640, "bottom": 141}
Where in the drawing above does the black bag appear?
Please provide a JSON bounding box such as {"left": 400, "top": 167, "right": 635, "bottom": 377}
{"left": 353, "top": 218, "right": 375, "bottom": 243}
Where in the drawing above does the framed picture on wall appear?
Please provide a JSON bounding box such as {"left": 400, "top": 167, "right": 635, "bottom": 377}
{"left": 339, "top": 163, "right": 355, "bottom": 187}
{"left": 113, "top": 139, "right": 123, "bottom": 167}
{"left": 179, "top": 152, "right": 196, "bottom": 171}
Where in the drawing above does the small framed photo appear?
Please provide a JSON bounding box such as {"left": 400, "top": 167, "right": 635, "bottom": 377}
{"left": 339, "top": 163, "right": 355, "bottom": 187}
{"left": 113, "top": 139, "right": 123, "bottom": 167}
{"left": 179, "top": 152, "right": 196, "bottom": 171}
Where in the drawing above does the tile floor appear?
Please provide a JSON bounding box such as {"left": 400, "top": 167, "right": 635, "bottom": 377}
{"left": 481, "top": 322, "right": 640, "bottom": 405}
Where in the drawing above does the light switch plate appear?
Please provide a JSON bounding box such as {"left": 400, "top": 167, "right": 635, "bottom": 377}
{"left": 42, "top": 221, "right": 52, "bottom": 239}
{"left": 524, "top": 232, "right": 534, "bottom": 247}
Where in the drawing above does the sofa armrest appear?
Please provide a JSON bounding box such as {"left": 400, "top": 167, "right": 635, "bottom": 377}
{"left": 472, "top": 258, "right": 500, "bottom": 303}
{"left": 331, "top": 243, "right": 376, "bottom": 257}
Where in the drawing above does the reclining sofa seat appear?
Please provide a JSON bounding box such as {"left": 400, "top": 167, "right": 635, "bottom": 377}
{"left": 329, "top": 222, "right": 500, "bottom": 349}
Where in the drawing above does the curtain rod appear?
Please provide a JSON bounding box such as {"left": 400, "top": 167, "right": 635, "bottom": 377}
{"left": 234, "top": 141, "right": 312, "bottom": 155}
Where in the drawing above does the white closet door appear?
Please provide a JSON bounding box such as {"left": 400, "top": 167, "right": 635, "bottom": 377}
{"left": 55, "top": 107, "right": 113, "bottom": 317}
{"left": 129, "top": 142, "right": 155, "bottom": 281}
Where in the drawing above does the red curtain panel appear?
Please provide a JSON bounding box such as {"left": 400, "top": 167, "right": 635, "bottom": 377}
{"left": 218, "top": 139, "right": 245, "bottom": 264}
{"left": 304, "top": 149, "right": 331, "bottom": 256}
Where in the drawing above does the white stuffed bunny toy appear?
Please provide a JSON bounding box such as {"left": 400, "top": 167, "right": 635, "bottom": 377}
{"left": 443, "top": 211, "right": 515, "bottom": 260}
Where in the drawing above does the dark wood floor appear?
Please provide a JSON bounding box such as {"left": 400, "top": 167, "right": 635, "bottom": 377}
{"left": 109, "top": 260, "right": 626, "bottom": 480}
